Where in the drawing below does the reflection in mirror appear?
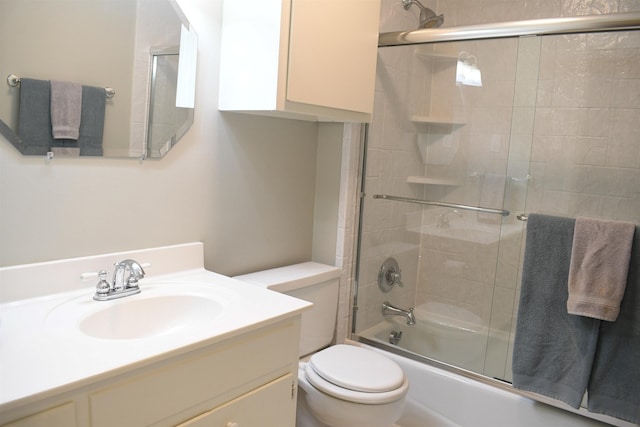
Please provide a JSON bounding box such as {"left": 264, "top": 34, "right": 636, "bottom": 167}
{"left": 147, "top": 49, "right": 194, "bottom": 158}
{"left": 0, "top": 0, "right": 197, "bottom": 159}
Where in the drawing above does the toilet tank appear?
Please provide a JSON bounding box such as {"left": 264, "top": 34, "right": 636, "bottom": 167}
{"left": 234, "top": 262, "right": 341, "bottom": 357}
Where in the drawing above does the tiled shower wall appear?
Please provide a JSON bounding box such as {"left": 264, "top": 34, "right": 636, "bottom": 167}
{"left": 355, "top": 0, "right": 640, "bottom": 379}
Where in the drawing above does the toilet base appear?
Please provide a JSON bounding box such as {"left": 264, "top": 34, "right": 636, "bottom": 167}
{"left": 296, "top": 386, "right": 330, "bottom": 427}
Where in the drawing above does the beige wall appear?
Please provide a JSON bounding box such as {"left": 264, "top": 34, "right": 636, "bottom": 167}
{"left": 312, "top": 123, "right": 343, "bottom": 265}
{"left": 0, "top": 0, "right": 323, "bottom": 277}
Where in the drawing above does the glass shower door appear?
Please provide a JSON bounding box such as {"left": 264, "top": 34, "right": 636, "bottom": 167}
{"left": 354, "top": 36, "right": 527, "bottom": 380}
{"left": 355, "top": 27, "right": 640, "bottom": 384}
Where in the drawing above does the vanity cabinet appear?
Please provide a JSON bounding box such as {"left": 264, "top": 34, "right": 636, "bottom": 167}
{"left": 178, "top": 374, "right": 295, "bottom": 427}
{"left": 0, "top": 318, "right": 300, "bottom": 427}
{"left": 2, "top": 403, "right": 76, "bottom": 427}
{"left": 218, "top": 0, "right": 381, "bottom": 122}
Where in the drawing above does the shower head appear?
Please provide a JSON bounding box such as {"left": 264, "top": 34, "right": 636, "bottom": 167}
{"left": 402, "top": 0, "right": 444, "bottom": 29}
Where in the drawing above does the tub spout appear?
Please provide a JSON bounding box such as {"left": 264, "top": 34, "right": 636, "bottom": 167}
{"left": 382, "top": 301, "right": 416, "bottom": 325}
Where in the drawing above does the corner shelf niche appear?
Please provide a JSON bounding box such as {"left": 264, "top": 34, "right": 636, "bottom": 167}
{"left": 407, "top": 176, "right": 462, "bottom": 186}
{"left": 414, "top": 46, "right": 459, "bottom": 62}
{"left": 411, "top": 115, "right": 466, "bottom": 126}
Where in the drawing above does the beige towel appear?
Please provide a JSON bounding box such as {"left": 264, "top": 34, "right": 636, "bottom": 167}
{"left": 567, "top": 217, "right": 636, "bottom": 321}
{"left": 50, "top": 80, "right": 82, "bottom": 140}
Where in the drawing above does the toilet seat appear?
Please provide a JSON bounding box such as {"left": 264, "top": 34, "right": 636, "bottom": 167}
{"left": 304, "top": 345, "right": 409, "bottom": 404}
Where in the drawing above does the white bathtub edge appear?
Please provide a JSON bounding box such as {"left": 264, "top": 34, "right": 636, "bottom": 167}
{"left": 347, "top": 339, "right": 633, "bottom": 427}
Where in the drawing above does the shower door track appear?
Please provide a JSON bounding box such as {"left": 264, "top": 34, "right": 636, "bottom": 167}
{"left": 379, "top": 12, "right": 640, "bottom": 46}
{"left": 373, "top": 194, "right": 509, "bottom": 216}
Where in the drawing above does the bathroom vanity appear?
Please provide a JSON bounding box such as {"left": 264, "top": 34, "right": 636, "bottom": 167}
{"left": 0, "top": 243, "right": 310, "bottom": 426}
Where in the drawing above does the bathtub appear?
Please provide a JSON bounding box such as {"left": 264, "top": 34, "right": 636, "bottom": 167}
{"left": 351, "top": 329, "right": 633, "bottom": 427}
{"left": 359, "top": 342, "right": 634, "bottom": 427}
{"left": 359, "top": 302, "right": 495, "bottom": 374}
{"left": 353, "top": 302, "right": 633, "bottom": 426}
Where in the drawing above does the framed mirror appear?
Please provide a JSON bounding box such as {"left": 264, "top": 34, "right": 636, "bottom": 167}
{"left": 0, "top": 0, "right": 197, "bottom": 159}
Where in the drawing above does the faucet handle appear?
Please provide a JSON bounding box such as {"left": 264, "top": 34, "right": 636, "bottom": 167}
{"left": 95, "top": 270, "right": 111, "bottom": 296}
{"left": 390, "top": 271, "right": 404, "bottom": 288}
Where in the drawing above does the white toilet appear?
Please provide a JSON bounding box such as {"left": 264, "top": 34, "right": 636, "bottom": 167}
{"left": 234, "top": 262, "right": 408, "bottom": 427}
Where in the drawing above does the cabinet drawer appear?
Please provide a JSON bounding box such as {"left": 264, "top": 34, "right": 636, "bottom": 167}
{"left": 178, "top": 374, "right": 296, "bottom": 427}
{"left": 90, "top": 320, "right": 299, "bottom": 427}
{"left": 2, "top": 402, "right": 75, "bottom": 427}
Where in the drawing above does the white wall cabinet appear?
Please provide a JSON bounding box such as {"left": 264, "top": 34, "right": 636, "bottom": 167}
{"left": 219, "top": 0, "right": 381, "bottom": 122}
{"left": 0, "top": 319, "right": 300, "bottom": 427}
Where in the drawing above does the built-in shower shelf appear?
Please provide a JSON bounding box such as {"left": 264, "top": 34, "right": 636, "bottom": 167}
{"left": 407, "top": 176, "right": 462, "bottom": 186}
{"left": 411, "top": 115, "right": 466, "bottom": 126}
{"left": 414, "top": 46, "right": 459, "bottom": 61}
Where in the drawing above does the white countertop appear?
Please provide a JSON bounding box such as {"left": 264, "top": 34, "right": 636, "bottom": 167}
{"left": 0, "top": 244, "right": 311, "bottom": 412}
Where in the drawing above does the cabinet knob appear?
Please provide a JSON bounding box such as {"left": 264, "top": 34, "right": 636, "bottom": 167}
{"left": 226, "top": 422, "right": 239, "bottom": 427}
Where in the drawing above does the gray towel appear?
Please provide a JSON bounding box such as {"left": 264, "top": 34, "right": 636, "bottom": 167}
{"left": 77, "top": 85, "right": 106, "bottom": 156}
{"left": 52, "top": 85, "right": 106, "bottom": 155}
{"left": 50, "top": 80, "right": 82, "bottom": 140}
{"left": 17, "top": 78, "right": 55, "bottom": 155}
{"left": 50, "top": 147, "right": 80, "bottom": 157}
{"left": 512, "top": 214, "right": 600, "bottom": 408}
{"left": 567, "top": 217, "right": 635, "bottom": 321}
{"left": 587, "top": 226, "right": 640, "bottom": 424}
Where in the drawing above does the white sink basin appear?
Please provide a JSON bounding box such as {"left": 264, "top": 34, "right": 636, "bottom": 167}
{"left": 79, "top": 294, "right": 223, "bottom": 340}
{"left": 46, "top": 282, "right": 229, "bottom": 341}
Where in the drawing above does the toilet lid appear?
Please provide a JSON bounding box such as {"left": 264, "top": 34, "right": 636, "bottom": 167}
{"left": 308, "top": 345, "right": 405, "bottom": 393}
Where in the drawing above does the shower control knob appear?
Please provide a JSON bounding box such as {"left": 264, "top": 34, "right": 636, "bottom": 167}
{"left": 378, "top": 257, "right": 404, "bottom": 292}
{"left": 390, "top": 270, "right": 404, "bottom": 287}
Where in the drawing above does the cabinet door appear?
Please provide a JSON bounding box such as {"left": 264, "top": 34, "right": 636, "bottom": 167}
{"left": 219, "top": 0, "right": 380, "bottom": 121}
{"left": 89, "top": 320, "right": 299, "bottom": 427}
{"left": 178, "top": 374, "right": 296, "bottom": 427}
{"left": 287, "top": 0, "right": 381, "bottom": 114}
{"left": 2, "top": 403, "right": 75, "bottom": 427}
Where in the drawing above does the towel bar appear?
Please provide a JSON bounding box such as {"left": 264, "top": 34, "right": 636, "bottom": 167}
{"left": 7, "top": 73, "right": 115, "bottom": 98}
{"left": 373, "top": 194, "right": 510, "bottom": 216}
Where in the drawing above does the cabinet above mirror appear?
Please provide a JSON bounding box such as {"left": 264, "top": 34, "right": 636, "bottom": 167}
{"left": 0, "top": 0, "right": 197, "bottom": 159}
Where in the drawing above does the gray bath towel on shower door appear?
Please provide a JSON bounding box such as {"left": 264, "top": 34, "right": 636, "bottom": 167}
{"left": 587, "top": 225, "right": 640, "bottom": 424}
{"left": 512, "top": 214, "right": 600, "bottom": 408}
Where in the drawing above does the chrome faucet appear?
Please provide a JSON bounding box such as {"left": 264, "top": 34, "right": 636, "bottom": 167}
{"left": 382, "top": 301, "right": 416, "bottom": 325}
{"left": 93, "top": 259, "right": 145, "bottom": 301}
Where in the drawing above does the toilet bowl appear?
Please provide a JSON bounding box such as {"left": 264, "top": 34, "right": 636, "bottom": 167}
{"left": 297, "top": 344, "right": 408, "bottom": 427}
{"left": 234, "top": 263, "right": 408, "bottom": 427}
